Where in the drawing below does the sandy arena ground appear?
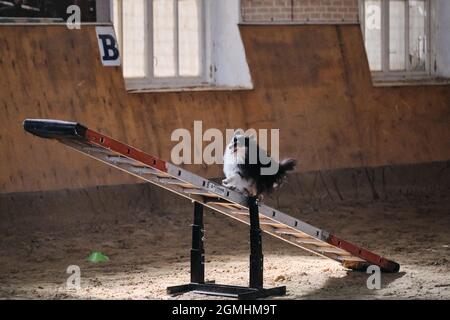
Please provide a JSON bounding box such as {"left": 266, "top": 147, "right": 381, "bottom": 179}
{"left": 0, "top": 189, "right": 449, "bottom": 300}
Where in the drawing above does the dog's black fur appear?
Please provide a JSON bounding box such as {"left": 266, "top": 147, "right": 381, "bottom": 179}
{"left": 237, "top": 136, "right": 296, "bottom": 195}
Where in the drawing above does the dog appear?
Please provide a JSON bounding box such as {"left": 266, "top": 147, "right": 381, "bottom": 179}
{"left": 222, "top": 131, "right": 296, "bottom": 197}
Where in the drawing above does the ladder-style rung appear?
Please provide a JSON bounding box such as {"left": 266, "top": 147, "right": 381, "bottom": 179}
{"left": 83, "top": 146, "right": 113, "bottom": 155}
{"left": 317, "top": 247, "right": 351, "bottom": 255}
{"left": 107, "top": 155, "right": 139, "bottom": 165}
{"left": 131, "top": 166, "right": 169, "bottom": 177}
{"left": 207, "top": 200, "right": 235, "bottom": 207}
{"left": 259, "top": 216, "right": 277, "bottom": 223}
{"left": 220, "top": 203, "right": 243, "bottom": 210}
{"left": 204, "top": 198, "right": 247, "bottom": 211}
{"left": 230, "top": 210, "right": 249, "bottom": 215}
{"left": 260, "top": 221, "right": 285, "bottom": 227}
{"left": 158, "top": 177, "right": 194, "bottom": 187}
{"left": 227, "top": 203, "right": 245, "bottom": 210}
{"left": 183, "top": 189, "right": 219, "bottom": 198}
{"left": 273, "top": 228, "right": 302, "bottom": 236}
{"left": 297, "top": 238, "right": 329, "bottom": 246}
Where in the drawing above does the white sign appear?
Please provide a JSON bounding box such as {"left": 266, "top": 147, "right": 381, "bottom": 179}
{"left": 95, "top": 26, "right": 120, "bottom": 67}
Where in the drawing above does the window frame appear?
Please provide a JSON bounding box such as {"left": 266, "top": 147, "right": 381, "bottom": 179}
{"left": 359, "top": 0, "right": 434, "bottom": 82}
{"left": 112, "top": 0, "right": 212, "bottom": 92}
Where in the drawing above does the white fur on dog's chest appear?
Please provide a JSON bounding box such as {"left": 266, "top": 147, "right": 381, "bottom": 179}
{"left": 223, "top": 149, "right": 240, "bottom": 178}
{"left": 222, "top": 147, "right": 256, "bottom": 195}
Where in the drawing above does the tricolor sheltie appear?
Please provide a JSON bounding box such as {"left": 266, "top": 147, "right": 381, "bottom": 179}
{"left": 222, "top": 131, "right": 296, "bottom": 197}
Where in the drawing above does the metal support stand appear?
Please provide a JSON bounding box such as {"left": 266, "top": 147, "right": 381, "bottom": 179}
{"left": 249, "top": 196, "right": 264, "bottom": 289}
{"left": 191, "top": 201, "right": 205, "bottom": 284}
{"left": 167, "top": 197, "right": 286, "bottom": 299}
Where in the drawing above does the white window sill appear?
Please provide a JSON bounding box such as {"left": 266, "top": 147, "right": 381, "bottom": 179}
{"left": 126, "top": 83, "right": 254, "bottom": 93}
{"left": 0, "top": 17, "right": 112, "bottom": 26}
{"left": 371, "top": 75, "right": 450, "bottom": 87}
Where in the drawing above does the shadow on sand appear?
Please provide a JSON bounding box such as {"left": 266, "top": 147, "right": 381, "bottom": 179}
{"left": 300, "top": 270, "right": 406, "bottom": 299}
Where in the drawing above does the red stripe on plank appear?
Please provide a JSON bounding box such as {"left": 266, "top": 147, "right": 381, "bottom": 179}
{"left": 327, "top": 234, "right": 400, "bottom": 273}
{"left": 85, "top": 129, "right": 167, "bottom": 172}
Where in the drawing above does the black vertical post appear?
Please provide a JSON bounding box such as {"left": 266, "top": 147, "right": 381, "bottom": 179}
{"left": 248, "top": 196, "right": 264, "bottom": 289}
{"left": 191, "top": 202, "right": 205, "bottom": 284}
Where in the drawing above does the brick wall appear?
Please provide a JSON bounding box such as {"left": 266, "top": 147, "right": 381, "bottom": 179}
{"left": 241, "top": 0, "right": 360, "bottom": 23}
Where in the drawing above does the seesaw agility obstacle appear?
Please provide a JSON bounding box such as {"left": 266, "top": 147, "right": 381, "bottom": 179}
{"left": 24, "top": 119, "right": 400, "bottom": 299}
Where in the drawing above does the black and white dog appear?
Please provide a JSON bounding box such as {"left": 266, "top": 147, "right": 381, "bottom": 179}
{"left": 222, "top": 131, "right": 296, "bottom": 197}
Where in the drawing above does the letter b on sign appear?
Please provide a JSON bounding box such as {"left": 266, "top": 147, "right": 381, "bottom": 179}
{"left": 95, "top": 26, "right": 120, "bottom": 67}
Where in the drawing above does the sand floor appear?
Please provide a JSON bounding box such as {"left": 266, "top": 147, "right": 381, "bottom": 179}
{"left": 0, "top": 196, "right": 449, "bottom": 300}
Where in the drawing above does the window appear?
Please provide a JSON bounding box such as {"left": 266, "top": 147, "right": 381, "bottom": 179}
{"left": 361, "top": 0, "right": 431, "bottom": 81}
{"left": 113, "top": 0, "right": 209, "bottom": 91}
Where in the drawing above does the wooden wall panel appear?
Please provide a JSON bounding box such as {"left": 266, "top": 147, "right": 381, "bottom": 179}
{"left": 0, "top": 25, "right": 449, "bottom": 193}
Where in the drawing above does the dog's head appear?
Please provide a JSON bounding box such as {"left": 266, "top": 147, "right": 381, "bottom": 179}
{"left": 226, "top": 130, "right": 257, "bottom": 161}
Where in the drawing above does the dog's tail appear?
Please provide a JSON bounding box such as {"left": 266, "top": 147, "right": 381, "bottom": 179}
{"left": 256, "top": 158, "right": 297, "bottom": 196}
{"left": 274, "top": 158, "right": 296, "bottom": 185}
{"left": 278, "top": 158, "right": 296, "bottom": 175}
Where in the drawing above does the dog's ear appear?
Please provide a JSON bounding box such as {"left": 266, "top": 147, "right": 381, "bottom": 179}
{"left": 233, "top": 129, "right": 244, "bottom": 137}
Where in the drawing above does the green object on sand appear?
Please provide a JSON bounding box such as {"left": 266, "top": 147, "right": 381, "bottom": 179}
{"left": 87, "top": 251, "right": 109, "bottom": 263}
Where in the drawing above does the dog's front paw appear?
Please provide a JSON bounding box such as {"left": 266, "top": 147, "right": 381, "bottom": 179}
{"left": 222, "top": 180, "right": 235, "bottom": 190}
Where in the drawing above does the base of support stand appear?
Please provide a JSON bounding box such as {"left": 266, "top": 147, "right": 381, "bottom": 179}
{"left": 167, "top": 283, "right": 286, "bottom": 300}
{"left": 168, "top": 198, "right": 285, "bottom": 300}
